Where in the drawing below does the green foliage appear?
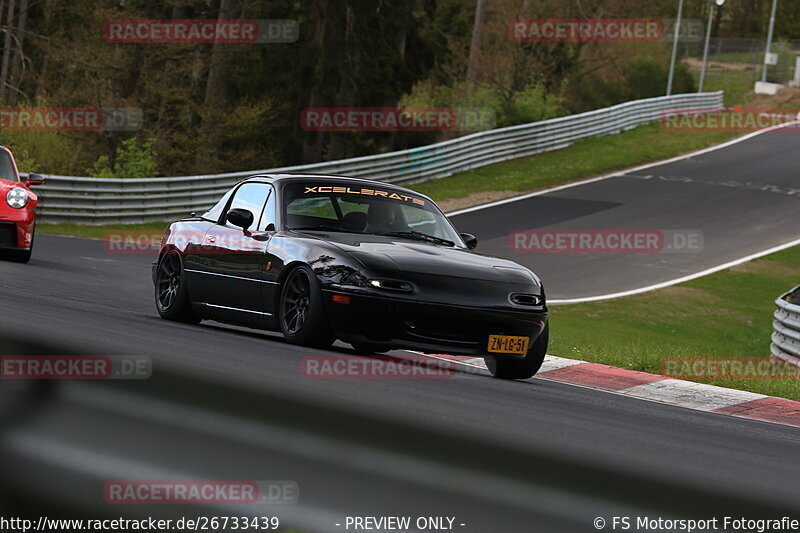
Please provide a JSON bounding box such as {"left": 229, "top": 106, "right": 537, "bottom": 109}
{"left": 400, "top": 80, "right": 565, "bottom": 131}
{"left": 569, "top": 57, "right": 696, "bottom": 113}
{"left": 89, "top": 137, "right": 158, "bottom": 178}
{"left": 4, "top": 0, "right": 780, "bottom": 175}
{"left": 508, "top": 83, "right": 566, "bottom": 125}
{"left": 0, "top": 129, "right": 81, "bottom": 175}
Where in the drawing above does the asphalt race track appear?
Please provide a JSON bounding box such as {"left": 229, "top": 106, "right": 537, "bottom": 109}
{"left": 3, "top": 241, "right": 800, "bottom": 507}
{"left": 451, "top": 127, "right": 800, "bottom": 300}
{"left": 2, "top": 129, "right": 800, "bottom": 522}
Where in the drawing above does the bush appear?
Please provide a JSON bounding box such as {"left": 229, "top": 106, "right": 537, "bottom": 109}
{"left": 0, "top": 129, "right": 79, "bottom": 175}
{"left": 89, "top": 137, "right": 158, "bottom": 178}
{"left": 567, "top": 57, "right": 696, "bottom": 113}
{"left": 399, "top": 80, "right": 565, "bottom": 131}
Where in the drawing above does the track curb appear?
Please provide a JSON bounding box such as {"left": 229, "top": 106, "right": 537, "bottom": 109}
{"left": 425, "top": 354, "right": 800, "bottom": 428}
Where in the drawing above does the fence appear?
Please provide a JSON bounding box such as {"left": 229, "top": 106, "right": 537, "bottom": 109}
{"left": 771, "top": 285, "right": 800, "bottom": 367}
{"left": 34, "top": 92, "right": 724, "bottom": 224}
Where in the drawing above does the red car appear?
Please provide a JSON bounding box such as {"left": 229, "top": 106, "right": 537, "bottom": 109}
{"left": 0, "top": 146, "right": 44, "bottom": 263}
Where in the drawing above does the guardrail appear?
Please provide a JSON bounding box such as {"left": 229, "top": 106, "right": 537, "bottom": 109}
{"left": 35, "top": 91, "right": 724, "bottom": 224}
{"left": 771, "top": 285, "right": 800, "bottom": 366}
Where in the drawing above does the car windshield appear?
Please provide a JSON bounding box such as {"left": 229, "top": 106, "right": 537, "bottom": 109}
{"left": 283, "top": 181, "right": 464, "bottom": 247}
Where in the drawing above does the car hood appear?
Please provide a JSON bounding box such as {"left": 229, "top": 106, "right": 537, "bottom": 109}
{"left": 312, "top": 232, "right": 537, "bottom": 284}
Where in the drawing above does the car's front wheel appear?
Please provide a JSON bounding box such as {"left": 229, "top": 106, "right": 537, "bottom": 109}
{"left": 485, "top": 323, "right": 548, "bottom": 380}
{"left": 154, "top": 250, "right": 200, "bottom": 324}
{"left": 279, "top": 265, "right": 334, "bottom": 348}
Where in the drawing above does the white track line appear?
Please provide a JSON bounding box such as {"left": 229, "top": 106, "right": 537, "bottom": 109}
{"left": 444, "top": 120, "right": 800, "bottom": 304}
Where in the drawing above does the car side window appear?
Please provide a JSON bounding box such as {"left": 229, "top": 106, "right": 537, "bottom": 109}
{"left": 202, "top": 189, "right": 234, "bottom": 223}
{"left": 224, "top": 182, "right": 271, "bottom": 230}
{"left": 258, "top": 187, "right": 277, "bottom": 231}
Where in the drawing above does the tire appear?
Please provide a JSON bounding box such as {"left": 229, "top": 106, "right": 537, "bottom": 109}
{"left": 351, "top": 342, "right": 390, "bottom": 354}
{"left": 485, "top": 323, "right": 548, "bottom": 380}
{"left": 279, "top": 265, "right": 335, "bottom": 348}
{"left": 154, "top": 250, "right": 201, "bottom": 324}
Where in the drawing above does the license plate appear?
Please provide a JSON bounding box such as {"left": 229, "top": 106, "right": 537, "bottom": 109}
{"left": 487, "top": 335, "right": 530, "bottom": 355}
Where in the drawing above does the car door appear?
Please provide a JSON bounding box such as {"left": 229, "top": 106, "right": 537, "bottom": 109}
{"left": 198, "top": 182, "right": 274, "bottom": 316}
{"left": 256, "top": 187, "right": 281, "bottom": 318}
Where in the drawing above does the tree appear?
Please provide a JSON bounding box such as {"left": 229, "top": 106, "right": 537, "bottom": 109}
{"left": 467, "top": 0, "right": 488, "bottom": 83}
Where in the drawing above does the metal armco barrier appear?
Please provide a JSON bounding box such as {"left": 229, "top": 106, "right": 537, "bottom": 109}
{"left": 771, "top": 285, "right": 800, "bottom": 366}
{"left": 34, "top": 92, "right": 723, "bottom": 224}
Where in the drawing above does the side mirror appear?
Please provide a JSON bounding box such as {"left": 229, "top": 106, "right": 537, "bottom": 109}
{"left": 461, "top": 233, "right": 478, "bottom": 250}
{"left": 23, "top": 173, "right": 45, "bottom": 186}
{"left": 226, "top": 208, "right": 254, "bottom": 230}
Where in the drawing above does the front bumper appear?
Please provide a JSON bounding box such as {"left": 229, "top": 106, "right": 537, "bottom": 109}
{"left": 322, "top": 289, "right": 548, "bottom": 357}
{"left": 0, "top": 220, "right": 30, "bottom": 250}
{"left": 0, "top": 205, "right": 35, "bottom": 249}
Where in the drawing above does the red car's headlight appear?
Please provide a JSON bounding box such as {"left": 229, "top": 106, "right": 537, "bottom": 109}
{"left": 6, "top": 187, "right": 29, "bottom": 209}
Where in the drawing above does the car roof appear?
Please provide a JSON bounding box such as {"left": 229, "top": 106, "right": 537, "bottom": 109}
{"left": 242, "top": 173, "right": 435, "bottom": 203}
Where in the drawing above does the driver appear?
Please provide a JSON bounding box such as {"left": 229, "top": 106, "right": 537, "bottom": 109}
{"left": 366, "top": 202, "right": 402, "bottom": 234}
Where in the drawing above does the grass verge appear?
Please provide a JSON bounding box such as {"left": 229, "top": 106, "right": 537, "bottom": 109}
{"left": 549, "top": 246, "right": 800, "bottom": 401}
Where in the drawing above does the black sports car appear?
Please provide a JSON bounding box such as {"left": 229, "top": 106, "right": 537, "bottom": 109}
{"left": 153, "top": 174, "right": 548, "bottom": 379}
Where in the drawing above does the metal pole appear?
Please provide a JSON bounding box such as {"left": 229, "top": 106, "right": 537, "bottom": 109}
{"left": 699, "top": 4, "right": 715, "bottom": 92}
{"left": 762, "top": 0, "right": 778, "bottom": 82}
{"left": 666, "top": 0, "right": 684, "bottom": 96}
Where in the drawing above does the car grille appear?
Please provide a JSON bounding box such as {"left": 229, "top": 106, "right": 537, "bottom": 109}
{"left": 0, "top": 222, "right": 17, "bottom": 247}
{"left": 403, "top": 314, "right": 504, "bottom": 345}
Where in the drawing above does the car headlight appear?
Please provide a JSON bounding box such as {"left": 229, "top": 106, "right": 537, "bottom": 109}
{"left": 6, "top": 187, "right": 29, "bottom": 209}
{"left": 510, "top": 293, "right": 544, "bottom": 306}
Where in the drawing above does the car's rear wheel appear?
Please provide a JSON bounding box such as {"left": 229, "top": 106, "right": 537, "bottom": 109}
{"left": 485, "top": 323, "right": 548, "bottom": 380}
{"left": 155, "top": 250, "right": 200, "bottom": 324}
{"left": 279, "top": 265, "right": 334, "bottom": 348}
